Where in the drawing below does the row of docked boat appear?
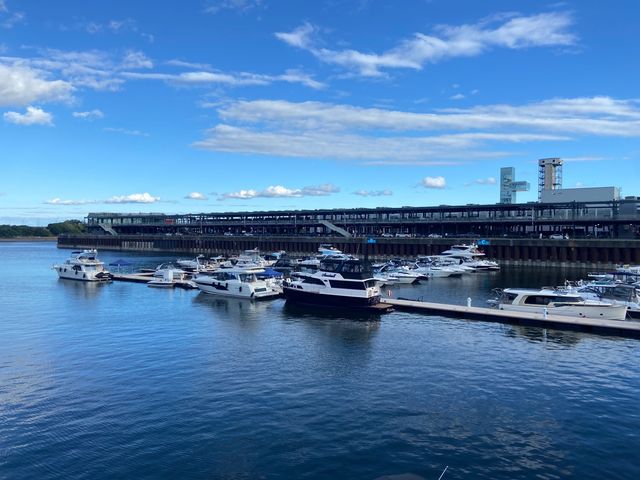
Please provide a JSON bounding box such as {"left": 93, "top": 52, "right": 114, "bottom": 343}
{"left": 53, "top": 248, "right": 640, "bottom": 320}
{"left": 51, "top": 246, "right": 387, "bottom": 309}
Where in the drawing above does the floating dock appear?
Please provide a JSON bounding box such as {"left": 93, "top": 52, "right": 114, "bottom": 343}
{"left": 383, "top": 298, "right": 640, "bottom": 339}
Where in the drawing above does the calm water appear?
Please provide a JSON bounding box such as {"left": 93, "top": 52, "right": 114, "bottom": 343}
{"left": 1, "top": 242, "right": 639, "bottom": 480}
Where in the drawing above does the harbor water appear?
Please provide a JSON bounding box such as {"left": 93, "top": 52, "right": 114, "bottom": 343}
{"left": 1, "top": 241, "right": 639, "bottom": 479}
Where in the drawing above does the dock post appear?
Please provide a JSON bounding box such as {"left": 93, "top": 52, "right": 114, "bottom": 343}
{"left": 543, "top": 307, "right": 548, "bottom": 319}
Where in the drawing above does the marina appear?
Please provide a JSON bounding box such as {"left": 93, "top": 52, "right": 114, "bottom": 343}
{"left": 55, "top": 244, "right": 640, "bottom": 338}
{"left": 3, "top": 240, "right": 640, "bottom": 480}
{"left": 4, "top": 2, "right": 640, "bottom": 478}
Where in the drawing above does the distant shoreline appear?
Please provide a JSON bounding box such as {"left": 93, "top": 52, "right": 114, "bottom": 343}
{"left": 0, "top": 237, "right": 58, "bottom": 242}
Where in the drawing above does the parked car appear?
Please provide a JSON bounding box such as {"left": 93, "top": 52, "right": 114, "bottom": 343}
{"left": 427, "top": 233, "right": 442, "bottom": 238}
{"left": 549, "top": 234, "right": 565, "bottom": 240}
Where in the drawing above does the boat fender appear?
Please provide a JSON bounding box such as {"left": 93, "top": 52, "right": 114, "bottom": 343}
{"left": 225, "top": 283, "right": 228, "bottom": 288}
{"left": 239, "top": 286, "right": 242, "bottom": 293}
{"left": 251, "top": 292, "right": 254, "bottom": 298}
{"left": 83, "top": 274, "right": 86, "bottom": 279}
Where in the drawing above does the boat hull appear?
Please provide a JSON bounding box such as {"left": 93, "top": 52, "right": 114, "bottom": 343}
{"left": 54, "top": 266, "right": 112, "bottom": 282}
{"left": 195, "top": 279, "right": 280, "bottom": 300}
{"left": 283, "top": 286, "right": 381, "bottom": 308}
{"left": 499, "top": 303, "right": 628, "bottom": 321}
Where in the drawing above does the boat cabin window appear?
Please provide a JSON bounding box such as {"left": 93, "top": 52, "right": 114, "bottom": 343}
{"left": 523, "top": 295, "right": 581, "bottom": 305}
{"left": 329, "top": 280, "right": 365, "bottom": 290}
{"left": 341, "top": 263, "right": 363, "bottom": 274}
{"left": 500, "top": 292, "right": 519, "bottom": 303}
{"left": 523, "top": 295, "right": 554, "bottom": 305}
{"left": 319, "top": 261, "right": 340, "bottom": 272}
{"left": 302, "top": 277, "right": 325, "bottom": 285}
{"left": 215, "top": 271, "right": 236, "bottom": 281}
{"left": 239, "top": 273, "right": 256, "bottom": 283}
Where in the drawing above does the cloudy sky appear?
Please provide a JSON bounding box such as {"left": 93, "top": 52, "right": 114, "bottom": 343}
{"left": 1, "top": 0, "right": 639, "bottom": 224}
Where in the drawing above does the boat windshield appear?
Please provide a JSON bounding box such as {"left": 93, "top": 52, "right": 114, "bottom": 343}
{"left": 239, "top": 273, "right": 257, "bottom": 283}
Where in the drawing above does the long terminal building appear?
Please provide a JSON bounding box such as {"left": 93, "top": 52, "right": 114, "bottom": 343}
{"left": 84, "top": 198, "right": 640, "bottom": 239}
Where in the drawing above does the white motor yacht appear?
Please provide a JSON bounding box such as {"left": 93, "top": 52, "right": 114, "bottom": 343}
{"left": 414, "top": 256, "right": 463, "bottom": 277}
{"left": 53, "top": 250, "right": 113, "bottom": 282}
{"left": 493, "top": 288, "right": 628, "bottom": 320}
{"left": 439, "top": 244, "right": 500, "bottom": 271}
{"left": 194, "top": 267, "right": 280, "bottom": 300}
{"left": 283, "top": 257, "right": 384, "bottom": 309}
{"left": 561, "top": 282, "right": 640, "bottom": 319}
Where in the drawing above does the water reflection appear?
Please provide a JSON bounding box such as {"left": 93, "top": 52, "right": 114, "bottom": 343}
{"left": 503, "top": 324, "right": 583, "bottom": 346}
{"left": 282, "top": 302, "right": 381, "bottom": 344}
{"left": 55, "top": 278, "right": 109, "bottom": 299}
{"left": 193, "top": 292, "right": 274, "bottom": 324}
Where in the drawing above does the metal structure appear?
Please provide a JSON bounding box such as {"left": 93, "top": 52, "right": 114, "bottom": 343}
{"left": 86, "top": 198, "right": 640, "bottom": 239}
{"left": 500, "top": 167, "right": 530, "bottom": 204}
{"left": 538, "top": 157, "right": 563, "bottom": 200}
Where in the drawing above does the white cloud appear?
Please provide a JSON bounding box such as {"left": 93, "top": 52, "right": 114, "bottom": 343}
{"left": 353, "top": 189, "right": 393, "bottom": 197}
{"left": 421, "top": 176, "right": 446, "bottom": 189}
{"left": 195, "top": 124, "right": 519, "bottom": 162}
{"left": 563, "top": 156, "right": 608, "bottom": 162}
{"left": 274, "top": 22, "right": 316, "bottom": 49}
{"left": 105, "top": 193, "right": 160, "bottom": 204}
{"left": 301, "top": 184, "right": 340, "bottom": 196}
{"left": 2, "top": 10, "right": 25, "bottom": 29}
{"left": 4, "top": 106, "right": 53, "bottom": 126}
{"left": 450, "top": 93, "right": 465, "bottom": 100}
{"left": 185, "top": 192, "right": 209, "bottom": 200}
{"left": 216, "top": 97, "right": 640, "bottom": 136}
{"left": 104, "top": 127, "right": 149, "bottom": 137}
{"left": 465, "top": 177, "right": 497, "bottom": 186}
{"left": 205, "top": 0, "right": 264, "bottom": 15}
{"left": 0, "top": 64, "right": 74, "bottom": 106}
{"left": 276, "top": 13, "right": 576, "bottom": 76}
{"left": 108, "top": 18, "right": 137, "bottom": 32}
{"left": 45, "top": 198, "right": 95, "bottom": 205}
{"left": 72, "top": 109, "right": 104, "bottom": 120}
{"left": 219, "top": 183, "right": 340, "bottom": 200}
{"left": 122, "top": 68, "right": 324, "bottom": 89}
{"left": 121, "top": 50, "right": 153, "bottom": 69}
{"left": 191, "top": 96, "right": 640, "bottom": 164}
{"left": 45, "top": 193, "right": 161, "bottom": 205}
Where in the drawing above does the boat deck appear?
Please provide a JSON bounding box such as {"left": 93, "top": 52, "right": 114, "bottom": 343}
{"left": 383, "top": 298, "right": 640, "bottom": 339}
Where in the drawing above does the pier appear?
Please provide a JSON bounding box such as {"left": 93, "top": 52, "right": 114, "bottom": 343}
{"left": 59, "top": 233, "right": 640, "bottom": 267}
{"left": 383, "top": 298, "right": 640, "bottom": 339}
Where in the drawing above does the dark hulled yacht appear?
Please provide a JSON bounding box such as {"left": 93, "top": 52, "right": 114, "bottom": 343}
{"left": 283, "top": 257, "right": 388, "bottom": 310}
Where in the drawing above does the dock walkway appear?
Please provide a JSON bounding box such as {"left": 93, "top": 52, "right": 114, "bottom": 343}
{"left": 383, "top": 298, "right": 640, "bottom": 338}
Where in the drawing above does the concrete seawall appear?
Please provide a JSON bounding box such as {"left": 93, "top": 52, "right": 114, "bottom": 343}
{"left": 58, "top": 234, "right": 640, "bottom": 268}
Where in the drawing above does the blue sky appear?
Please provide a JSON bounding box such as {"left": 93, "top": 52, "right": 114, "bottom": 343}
{"left": 1, "top": 0, "right": 639, "bottom": 224}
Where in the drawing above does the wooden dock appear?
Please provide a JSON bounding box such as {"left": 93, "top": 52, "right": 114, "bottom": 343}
{"left": 383, "top": 298, "right": 640, "bottom": 339}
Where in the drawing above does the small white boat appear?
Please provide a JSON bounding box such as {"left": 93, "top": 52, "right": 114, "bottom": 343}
{"left": 194, "top": 267, "right": 280, "bottom": 299}
{"left": 494, "top": 288, "right": 628, "bottom": 320}
{"left": 53, "top": 250, "right": 113, "bottom": 282}
{"left": 148, "top": 269, "right": 175, "bottom": 288}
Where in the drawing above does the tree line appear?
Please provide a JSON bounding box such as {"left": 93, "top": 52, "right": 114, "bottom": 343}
{"left": 0, "top": 220, "right": 87, "bottom": 238}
